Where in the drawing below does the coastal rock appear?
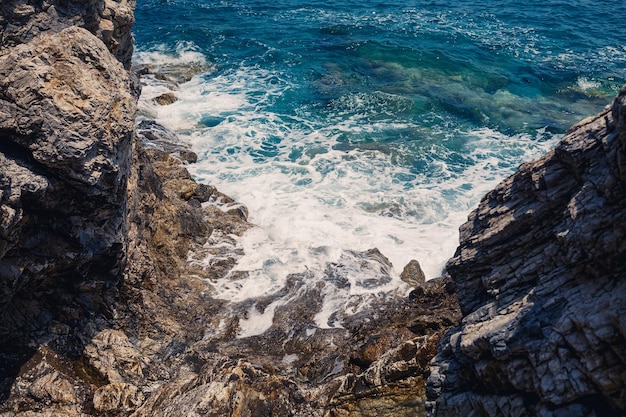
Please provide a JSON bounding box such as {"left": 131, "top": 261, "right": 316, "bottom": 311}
{"left": 154, "top": 92, "right": 178, "bottom": 106}
{"left": 3, "top": 345, "right": 93, "bottom": 415}
{"left": 0, "top": 0, "right": 136, "bottom": 69}
{"left": 426, "top": 87, "right": 626, "bottom": 416}
{"left": 400, "top": 259, "right": 426, "bottom": 287}
{"left": 93, "top": 382, "right": 145, "bottom": 414}
{"left": 0, "top": 0, "right": 138, "bottom": 410}
{"left": 125, "top": 273, "right": 460, "bottom": 417}
{"left": 0, "top": 25, "right": 134, "bottom": 348}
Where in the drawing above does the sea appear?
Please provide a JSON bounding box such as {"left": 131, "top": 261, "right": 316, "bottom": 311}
{"left": 133, "top": 0, "right": 626, "bottom": 323}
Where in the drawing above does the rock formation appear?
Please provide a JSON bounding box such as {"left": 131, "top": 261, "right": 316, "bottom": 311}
{"left": 426, "top": 87, "right": 626, "bottom": 416}
{"left": 0, "top": 0, "right": 137, "bottom": 406}
{"left": 1, "top": 0, "right": 624, "bottom": 416}
{"left": 0, "top": 1, "right": 461, "bottom": 416}
{"left": 0, "top": 0, "right": 136, "bottom": 69}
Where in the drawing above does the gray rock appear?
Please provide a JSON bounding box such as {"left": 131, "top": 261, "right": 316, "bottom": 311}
{"left": 426, "top": 86, "right": 626, "bottom": 416}
{"left": 0, "top": 0, "right": 136, "bottom": 69}
{"left": 0, "top": 26, "right": 135, "bottom": 339}
{"left": 0, "top": 1, "right": 137, "bottom": 410}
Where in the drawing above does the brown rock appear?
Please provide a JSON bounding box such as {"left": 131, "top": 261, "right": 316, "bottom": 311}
{"left": 3, "top": 346, "right": 93, "bottom": 415}
{"left": 400, "top": 259, "right": 426, "bottom": 287}
{"left": 93, "top": 382, "right": 144, "bottom": 414}
{"left": 154, "top": 92, "right": 178, "bottom": 105}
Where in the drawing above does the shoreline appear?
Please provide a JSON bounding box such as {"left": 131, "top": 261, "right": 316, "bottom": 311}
{"left": 1, "top": 1, "right": 625, "bottom": 415}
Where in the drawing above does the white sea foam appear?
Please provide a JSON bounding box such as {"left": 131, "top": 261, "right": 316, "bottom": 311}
{"left": 135, "top": 45, "right": 559, "bottom": 331}
{"left": 576, "top": 77, "right": 601, "bottom": 92}
{"left": 134, "top": 41, "right": 208, "bottom": 68}
{"left": 237, "top": 300, "right": 281, "bottom": 338}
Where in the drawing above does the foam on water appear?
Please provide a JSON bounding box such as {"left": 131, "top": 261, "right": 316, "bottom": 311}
{"left": 133, "top": 0, "right": 625, "bottom": 332}
{"left": 134, "top": 41, "right": 208, "bottom": 67}
{"left": 135, "top": 45, "right": 557, "bottom": 285}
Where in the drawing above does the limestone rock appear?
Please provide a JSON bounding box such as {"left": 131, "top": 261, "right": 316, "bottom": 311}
{"left": 426, "top": 87, "right": 626, "bottom": 416}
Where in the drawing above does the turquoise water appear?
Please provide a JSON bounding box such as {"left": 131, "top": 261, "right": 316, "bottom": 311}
{"left": 133, "top": 0, "right": 626, "bottom": 288}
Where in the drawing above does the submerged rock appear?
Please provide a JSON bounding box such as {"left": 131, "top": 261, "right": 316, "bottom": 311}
{"left": 426, "top": 87, "right": 626, "bottom": 416}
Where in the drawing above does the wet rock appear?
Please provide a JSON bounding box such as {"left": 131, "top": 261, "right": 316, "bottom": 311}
{"left": 131, "top": 356, "right": 312, "bottom": 417}
{"left": 426, "top": 87, "right": 626, "bottom": 416}
{"left": 400, "top": 259, "right": 426, "bottom": 287}
{"left": 136, "top": 119, "right": 198, "bottom": 163}
{"left": 135, "top": 61, "right": 213, "bottom": 85}
{"left": 154, "top": 92, "right": 178, "bottom": 105}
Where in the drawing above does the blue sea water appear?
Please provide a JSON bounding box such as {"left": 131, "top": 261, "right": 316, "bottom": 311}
{"left": 133, "top": 0, "right": 626, "bottom": 313}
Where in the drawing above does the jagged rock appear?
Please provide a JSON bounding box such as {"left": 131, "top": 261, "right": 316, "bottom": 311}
{"left": 121, "top": 271, "right": 460, "bottom": 417}
{"left": 426, "top": 87, "right": 626, "bottom": 416}
{"left": 0, "top": 25, "right": 134, "bottom": 347}
{"left": 135, "top": 61, "right": 213, "bottom": 84}
{"left": 83, "top": 330, "right": 145, "bottom": 384}
{"left": 0, "top": 0, "right": 139, "bottom": 411}
{"left": 130, "top": 356, "right": 312, "bottom": 417}
{"left": 0, "top": 0, "right": 136, "bottom": 69}
{"left": 400, "top": 259, "right": 426, "bottom": 287}
{"left": 3, "top": 346, "right": 93, "bottom": 416}
{"left": 93, "top": 382, "right": 145, "bottom": 414}
{"left": 136, "top": 120, "right": 198, "bottom": 163}
{"left": 154, "top": 92, "right": 178, "bottom": 106}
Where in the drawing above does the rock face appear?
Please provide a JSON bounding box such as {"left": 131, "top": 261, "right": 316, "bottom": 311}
{"left": 0, "top": 0, "right": 136, "bottom": 69}
{"left": 0, "top": 20, "right": 135, "bottom": 379}
{"left": 0, "top": 2, "right": 462, "bottom": 410}
{"left": 0, "top": 25, "right": 134, "bottom": 281}
{"left": 0, "top": 0, "right": 136, "bottom": 406}
{"left": 427, "top": 87, "right": 626, "bottom": 416}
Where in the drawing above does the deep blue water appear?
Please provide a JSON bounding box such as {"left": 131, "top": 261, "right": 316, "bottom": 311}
{"left": 132, "top": 0, "right": 626, "bottom": 285}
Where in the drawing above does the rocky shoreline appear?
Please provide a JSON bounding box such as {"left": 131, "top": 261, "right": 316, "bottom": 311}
{"left": 1, "top": 1, "right": 624, "bottom": 416}
{"left": 426, "top": 86, "right": 626, "bottom": 417}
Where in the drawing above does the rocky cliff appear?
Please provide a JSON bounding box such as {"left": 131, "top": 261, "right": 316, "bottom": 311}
{"left": 0, "top": 1, "right": 461, "bottom": 416}
{"left": 0, "top": 0, "right": 136, "bottom": 404}
{"left": 1, "top": 1, "right": 624, "bottom": 416}
{"left": 426, "top": 87, "right": 626, "bottom": 416}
